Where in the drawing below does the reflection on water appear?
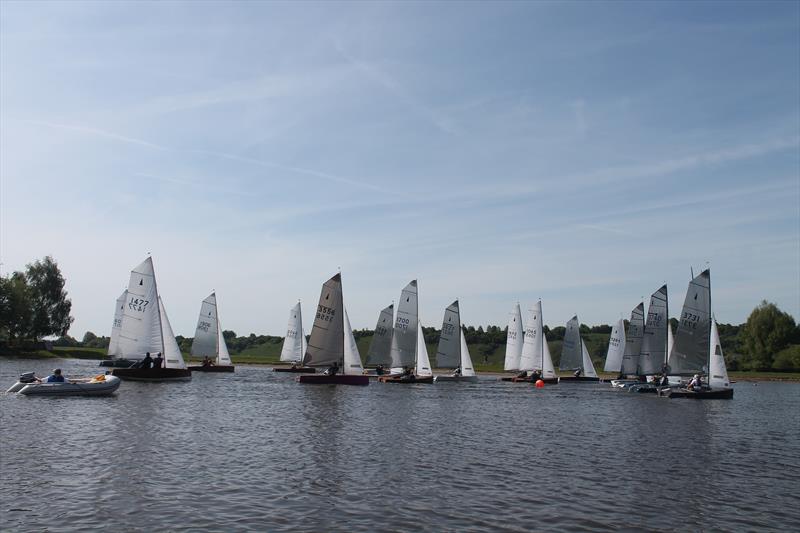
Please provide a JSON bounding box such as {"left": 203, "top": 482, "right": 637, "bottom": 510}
{"left": 1, "top": 358, "right": 799, "bottom": 532}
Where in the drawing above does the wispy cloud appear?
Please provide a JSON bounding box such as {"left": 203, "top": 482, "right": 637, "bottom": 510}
{"left": 24, "top": 120, "right": 168, "bottom": 150}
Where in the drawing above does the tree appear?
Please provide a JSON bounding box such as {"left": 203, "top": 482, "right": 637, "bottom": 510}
{"left": 25, "top": 256, "right": 73, "bottom": 340}
{"left": 739, "top": 301, "right": 797, "bottom": 370}
{"left": 82, "top": 331, "right": 98, "bottom": 344}
{"left": 0, "top": 273, "right": 32, "bottom": 342}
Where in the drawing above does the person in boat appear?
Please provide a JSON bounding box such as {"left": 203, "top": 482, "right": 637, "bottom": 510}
{"left": 37, "top": 368, "right": 66, "bottom": 383}
{"left": 515, "top": 370, "right": 528, "bottom": 379}
{"left": 324, "top": 361, "right": 340, "bottom": 376}
{"left": 152, "top": 352, "right": 164, "bottom": 369}
{"left": 573, "top": 368, "right": 582, "bottom": 378}
{"left": 201, "top": 356, "right": 213, "bottom": 367}
{"left": 451, "top": 366, "right": 462, "bottom": 377}
{"left": 140, "top": 352, "right": 153, "bottom": 369}
{"left": 375, "top": 364, "right": 385, "bottom": 376}
{"left": 687, "top": 374, "right": 702, "bottom": 391}
{"left": 531, "top": 369, "right": 542, "bottom": 382}
{"left": 290, "top": 361, "right": 298, "bottom": 370}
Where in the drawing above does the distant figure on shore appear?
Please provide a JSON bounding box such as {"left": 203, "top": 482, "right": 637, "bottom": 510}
{"left": 140, "top": 352, "right": 153, "bottom": 369}
{"left": 152, "top": 353, "right": 163, "bottom": 369}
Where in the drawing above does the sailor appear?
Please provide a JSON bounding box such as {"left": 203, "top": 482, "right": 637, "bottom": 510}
{"left": 152, "top": 352, "right": 164, "bottom": 369}
{"left": 140, "top": 352, "right": 153, "bottom": 369}
{"left": 375, "top": 364, "right": 385, "bottom": 376}
{"left": 515, "top": 370, "right": 528, "bottom": 379}
{"left": 324, "top": 361, "right": 340, "bottom": 376}
{"left": 38, "top": 368, "right": 66, "bottom": 383}
{"left": 687, "top": 374, "right": 702, "bottom": 391}
{"left": 573, "top": 368, "right": 582, "bottom": 378}
{"left": 290, "top": 361, "right": 298, "bottom": 370}
{"left": 202, "top": 356, "right": 212, "bottom": 367}
{"left": 401, "top": 366, "right": 413, "bottom": 377}
{"left": 452, "top": 366, "right": 462, "bottom": 377}
{"left": 531, "top": 369, "right": 542, "bottom": 382}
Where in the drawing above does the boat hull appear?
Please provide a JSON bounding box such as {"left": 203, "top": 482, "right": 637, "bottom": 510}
{"left": 188, "top": 365, "right": 235, "bottom": 373}
{"left": 297, "top": 374, "right": 369, "bottom": 386}
{"left": 558, "top": 376, "right": 601, "bottom": 382}
{"left": 14, "top": 376, "right": 121, "bottom": 397}
{"left": 112, "top": 368, "right": 192, "bottom": 381}
{"left": 98, "top": 359, "right": 137, "bottom": 368}
{"left": 378, "top": 374, "right": 434, "bottom": 384}
{"left": 273, "top": 367, "right": 316, "bottom": 373}
{"left": 434, "top": 375, "right": 478, "bottom": 383}
{"left": 660, "top": 387, "right": 734, "bottom": 399}
{"left": 501, "top": 376, "right": 559, "bottom": 384}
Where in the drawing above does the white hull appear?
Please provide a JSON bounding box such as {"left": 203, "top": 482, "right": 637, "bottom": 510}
{"left": 8, "top": 376, "right": 121, "bottom": 396}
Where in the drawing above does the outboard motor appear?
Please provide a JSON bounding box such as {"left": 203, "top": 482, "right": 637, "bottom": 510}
{"left": 18, "top": 372, "right": 37, "bottom": 384}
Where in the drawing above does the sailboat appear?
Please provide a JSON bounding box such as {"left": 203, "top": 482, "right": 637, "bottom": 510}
{"left": 297, "top": 273, "right": 368, "bottom": 386}
{"left": 661, "top": 269, "right": 733, "bottom": 399}
{"left": 379, "top": 280, "right": 433, "bottom": 383}
{"left": 602, "top": 318, "right": 626, "bottom": 376}
{"left": 627, "top": 285, "right": 670, "bottom": 393}
{"left": 112, "top": 257, "right": 191, "bottom": 381}
{"left": 99, "top": 289, "right": 137, "bottom": 367}
{"left": 434, "top": 300, "right": 478, "bottom": 383}
{"left": 365, "top": 303, "right": 394, "bottom": 375}
{"left": 503, "top": 303, "right": 524, "bottom": 372}
{"left": 558, "top": 316, "right": 599, "bottom": 382}
{"left": 274, "top": 302, "right": 314, "bottom": 373}
{"left": 187, "top": 292, "right": 235, "bottom": 372}
{"left": 502, "top": 300, "right": 559, "bottom": 384}
{"left": 611, "top": 303, "right": 645, "bottom": 387}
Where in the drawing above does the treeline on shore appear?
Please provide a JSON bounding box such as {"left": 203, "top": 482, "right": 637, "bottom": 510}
{"left": 2, "top": 256, "right": 799, "bottom": 371}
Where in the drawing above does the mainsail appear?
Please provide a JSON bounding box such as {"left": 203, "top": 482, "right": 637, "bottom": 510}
{"left": 603, "top": 318, "right": 626, "bottom": 373}
{"left": 118, "top": 257, "right": 164, "bottom": 358}
{"left": 620, "top": 303, "right": 644, "bottom": 375}
{"left": 504, "top": 303, "right": 524, "bottom": 371}
{"left": 518, "top": 301, "right": 543, "bottom": 373}
{"left": 303, "top": 273, "right": 345, "bottom": 368}
{"left": 415, "top": 321, "right": 433, "bottom": 377}
{"left": 107, "top": 289, "right": 128, "bottom": 357}
{"left": 389, "top": 280, "right": 418, "bottom": 368}
{"left": 667, "top": 269, "right": 711, "bottom": 376}
{"left": 709, "top": 318, "right": 731, "bottom": 389}
{"left": 366, "top": 304, "right": 394, "bottom": 367}
{"left": 559, "top": 316, "right": 583, "bottom": 371}
{"left": 191, "top": 292, "right": 219, "bottom": 358}
{"left": 280, "top": 302, "right": 306, "bottom": 363}
{"left": 435, "top": 300, "right": 461, "bottom": 368}
{"left": 639, "top": 285, "right": 669, "bottom": 375}
{"left": 158, "top": 297, "right": 187, "bottom": 369}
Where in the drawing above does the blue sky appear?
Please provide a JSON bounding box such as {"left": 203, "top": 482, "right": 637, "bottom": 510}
{"left": 1, "top": 1, "right": 798, "bottom": 338}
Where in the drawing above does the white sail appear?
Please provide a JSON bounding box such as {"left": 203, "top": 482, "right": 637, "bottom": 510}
{"left": 542, "top": 338, "right": 556, "bottom": 379}
{"left": 191, "top": 292, "right": 218, "bottom": 358}
{"left": 709, "top": 318, "right": 730, "bottom": 389}
{"left": 639, "top": 285, "right": 669, "bottom": 375}
{"left": 118, "top": 257, "right": 164, "bottom": 358}
{"left": 503, "top": 303, "right": 524, "bottom": 371}
{"left": 435, "top": 300, "right": 461, "bottom": 369}
{"left": 303, "top": 273, "right": 345, "bottom": 368}
{"left": 581, "top": 339, "right": 598, "bottom": 378}
{"left": 519, "top": 301, "right": 543, "bottom": 372}
{"left": 459, "top": 329, "right": 476, "bottom": 377}
{"left": 366, "top": 304, "right": 394, "bottom": 367}
{"left": 389, "top": 280, "right": 418, "bottom": 368}
{"left": 343, "top": 308, "right": 364, "bottom": 375}
{"left": 415, "top": 320, "right": 433, "bottom": 377}
{"left": 216, "top": 317, "right": 232, "bottom": 366}
{"left": 559, "top": 316, "right": 583, "bottom": 371}
{"left": 107, "top": 290, "right": 127, "bottom": 357}
{"left": 158, "top": 297, "right": 187, "bottom": 369}
{"left": 668, "top": 270, "right": 711, "bottom": 376}
{"left": 667, "top": 321, "right": 674, "bottom": 364}
{"left": 621, "top": 303, "right": 645, "bottom": 375}
{"left": 280, "top": 302, "right": 305, "bottom": 363}
{"left": 603, "top": 318, "right": 626, "bottom": 373}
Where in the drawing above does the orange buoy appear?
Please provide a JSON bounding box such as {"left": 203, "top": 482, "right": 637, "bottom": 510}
{"left": 535, "top": 379, "right": 545, "bottom": 388}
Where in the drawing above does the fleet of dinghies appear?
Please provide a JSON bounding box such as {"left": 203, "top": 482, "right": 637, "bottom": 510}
{"left": 7, "top": 256, "right": 733, "bottom": 399}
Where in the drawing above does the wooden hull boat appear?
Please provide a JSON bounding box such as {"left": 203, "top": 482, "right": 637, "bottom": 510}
{"left": 188, "top": 365, "right": 235, "bottom": 373}
{"left": 112, "top": 368, "right": 192, "bottom": 381}
{"left": 8, "top": 375, "right": 121, "bottom": 396}
{"left": 500, "top": 376, "right": 559, "bottom": 384}
{"left": 660, "top": 387, "right": 733, "bottom": 399}
{"left": 273, "top": 366, "right": 316, "bottom": 373}
{"left": 434, "top": 375, "right": 478, "bottom": 383}
{"left": 378, "top": 374, "right": 434, "bottom": 384}
{"left": 298, "top": 374, "right": 369, "bottom": 386}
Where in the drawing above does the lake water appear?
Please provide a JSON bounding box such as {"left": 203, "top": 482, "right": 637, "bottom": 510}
{"left": 1, "top": 358, "right": 799, "bottom": 532}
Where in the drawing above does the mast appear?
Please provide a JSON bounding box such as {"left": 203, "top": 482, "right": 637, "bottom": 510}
{"left": 151, "top": 257, "right": 166, "bottom": 355}
{"left": 707, "top": 268, "right": 712, "bottom": 380}
{"left": 540, "top": 300, "right": 544, "bottom": 372}
{"left": 298, "top": 299, "right": 303, "bottom": 362}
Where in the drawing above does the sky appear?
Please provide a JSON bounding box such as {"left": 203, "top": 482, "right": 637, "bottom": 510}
{"left": 1, "top": 1, "right": 798, "bottom": 339}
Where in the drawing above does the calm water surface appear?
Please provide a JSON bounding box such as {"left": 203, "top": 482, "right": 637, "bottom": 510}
{"left": 1, "top": 358, "right": 799, "bottom": 532}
